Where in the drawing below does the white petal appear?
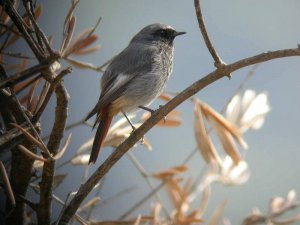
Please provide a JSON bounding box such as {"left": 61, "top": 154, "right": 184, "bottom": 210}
{"left": 241, "top": 92, "right": 270, "bottom": 125}
{"left": 71, "top": 154, "right": 90, "bottom": 166}
{"left": 230, "top": 161, "right": 248, "bottom": 179}
{"left": 226, "top": 94, "right": 241, "bottom": 124}
{"left": 251, "top": 117, "right": 265, "bottom": 130}
{"left": 241, "top": 90, "right": 256, "bottom": 112}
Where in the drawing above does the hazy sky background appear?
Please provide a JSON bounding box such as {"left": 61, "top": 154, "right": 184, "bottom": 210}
{"left": 30, "top": 0, "right": 300, "bottom": 223}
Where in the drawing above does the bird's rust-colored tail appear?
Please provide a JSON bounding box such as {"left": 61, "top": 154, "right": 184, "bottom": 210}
{"left": 89, "top": 106, "right": 113, "bottom": 164}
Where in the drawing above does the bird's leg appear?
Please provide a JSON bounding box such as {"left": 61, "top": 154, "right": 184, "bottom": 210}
{"left": 138, "top": 105, "right": 155, "bottom": 114}
{"left": 122, "top": 111, "right": 136, "bottom": 132}
{"left": 122, "top": 111, "right": 145, "bottom": 144}
{"left": 139, "top": 105, "right": 166, "bottom": 123}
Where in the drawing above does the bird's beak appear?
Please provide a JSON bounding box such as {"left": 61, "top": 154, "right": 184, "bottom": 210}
{"left": 173, "top": 31, "right": 186, "bottom": 37}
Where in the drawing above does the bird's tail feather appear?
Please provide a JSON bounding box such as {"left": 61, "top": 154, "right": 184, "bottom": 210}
{"left": 89, "top": 106, "right": 113, "bottom": 164}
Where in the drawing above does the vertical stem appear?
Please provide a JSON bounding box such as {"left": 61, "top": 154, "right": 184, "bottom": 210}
{"left": 38, "top": 82, "right": 69, "bottom": 225}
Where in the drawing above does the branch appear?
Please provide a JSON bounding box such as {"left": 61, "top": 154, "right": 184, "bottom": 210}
{"left": 57, "top": 47, "right": 300, "bottom": 225}
{"left": 0, "top": 122, "right": 39, "bottom": 149}
{"left": 38, "top": 81, "right": 69, "bottom": 225}
{"left": 0, "top": 22, "right": 22, "bottom": 36}
{"left": 0, "top": 63, "right": 49, "bottom": 89}
{"left": 0, "top": 51, "right": 35, "bottom": 59}
{"left": 1, "top": 0, "right": 44, "bottom": 59}
{"left": 10, "top": 91, "right": 51, "bottom": 157}
{"left": 0, "top": 65, "right": 40, "bottom": 224}
{"left": 22, "top": 0, "right": 54, "bottom": 56}
{"left": 32, "top": 67, "right": 72, "bottom": 123}
{"left": 194, "top": 0, "right": 225, "bottom": 69}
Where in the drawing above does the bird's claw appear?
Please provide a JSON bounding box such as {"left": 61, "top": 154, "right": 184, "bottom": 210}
{"left": 130, "top": 125, "right": 137, "bottom": 133}
{"left": 140, "top": 135, "right": 145, "bottom": 144}
{"left": 158, "top": 105, "right": 167, "bottom": 123}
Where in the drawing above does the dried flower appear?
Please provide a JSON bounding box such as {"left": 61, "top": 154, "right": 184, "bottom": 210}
{"left": 207, "top": 156, "right": 250, "bottom": 186}
{"left": 226, "top": 90, "right": 270, "bottom": 132}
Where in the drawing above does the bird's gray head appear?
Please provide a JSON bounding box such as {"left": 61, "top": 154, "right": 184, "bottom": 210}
{"left": 130, "top": 23, "right": 186, "bottom": 45}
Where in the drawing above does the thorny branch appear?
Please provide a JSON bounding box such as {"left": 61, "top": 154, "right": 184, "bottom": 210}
{"left": 58, "top": 46, "right": 300, "bottom": 224}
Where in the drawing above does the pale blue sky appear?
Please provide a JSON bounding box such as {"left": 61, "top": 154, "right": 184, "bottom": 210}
{"left": 34, "top": 0, "right": 300, "bottom": 223}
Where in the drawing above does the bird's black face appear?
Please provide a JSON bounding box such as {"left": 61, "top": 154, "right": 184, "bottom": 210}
{"left": 153, "top": 28, "right": 186, "bottom": 44}
{"left": 154, "top": 28, "right": 175, "bottom": 40}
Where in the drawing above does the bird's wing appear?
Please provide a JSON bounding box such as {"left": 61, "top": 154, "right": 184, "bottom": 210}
{"left": 85, "top": 44, "right": 156, "bottom": 121}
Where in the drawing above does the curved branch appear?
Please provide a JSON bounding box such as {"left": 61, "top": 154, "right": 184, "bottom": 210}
{"left": 58, "top": 47, "right": 300, "bottom": 225}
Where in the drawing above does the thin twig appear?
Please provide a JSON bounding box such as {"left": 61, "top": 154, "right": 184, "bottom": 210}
{"left": 29, "top": 183, "right": 87, "bottom": 225}
{"left": 0, "top": 161, "right": 16, "bottom": 208}
{"left": 15, "top": 75, "right": 41, "bottom": 94}
{"left": 126, "top": 152, "right": 170, "bottom": 218}
{"left": 0, "top": 32, "right": 12, "bottom": 51}
{"left": 65, "top": 119, "right": 85, "bottom": 131}
{"left": 10, "top": 91, "right": 51, "bottom": 157}
{"left": 119, "top": 181, "right": 166, "bottom": 220}
{"left": 0, "top": 64, "right": 40, "bottom": 224}
{"left": 243, "top": 202, "right": 300, "bottom": 225}
{"left": 17, "top": 194, "right": 38, "bottom": 211}
{"left": 23, "top": 0, "right": 54, "bottom": 56}
{"left": 0, "top": 22, "right": 22, "bottom": 36}
{"left": 22, "top": 0, "right": 45, "bottom": 56}
{"left": 97, "top": 185, "right": 136, "bottom": 209}
{"left": 86, "top": 177, "right": 105, "bottom": 220}
{"left": 32, "top": 67, "right": 72, "bottom": 123}
{"left": 194, "top": 0, "right": 225, "bottom": 69}
{"left": 60, "top": 0, "right": 79, "bottom": 53}
{"left": 0, "top": 63, "right": 48, "bottom": 89}
{"left": 58, "top": 47, "right": 300, "bottom": 225}
{"left": 0, "top": 51, "right": 35, "bottom": 59}
{"left": 1, "top": 0, "right": 44, "bottom": 59}
{"left": 0, "top": 122, "right": 34, "bottom": 148}
{"left": 65, "top": 57, "right": 108, "bottom": 72}
{"left": 183, "top": 147, "right": 199, "bottom": 165}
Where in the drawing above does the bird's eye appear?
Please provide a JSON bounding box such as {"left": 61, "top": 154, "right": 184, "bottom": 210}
{"left": 160, "top": 30, "right": 167, "bottom": 35}
{"left": 158, "top": 29, "right": 169, "bottom": 38}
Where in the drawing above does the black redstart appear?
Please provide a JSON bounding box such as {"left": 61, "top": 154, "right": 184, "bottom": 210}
{"left": 86, "top": 23, "right": 185, "bottom": 164}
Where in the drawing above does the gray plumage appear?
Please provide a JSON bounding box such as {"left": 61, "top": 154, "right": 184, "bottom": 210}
{"left": 86, "top": 23, "right": 185, "bottom": 163}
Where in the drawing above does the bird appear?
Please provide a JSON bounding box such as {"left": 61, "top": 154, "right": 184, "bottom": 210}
{"left": 85, "top": 23, "right": 185, "bottom": 164}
